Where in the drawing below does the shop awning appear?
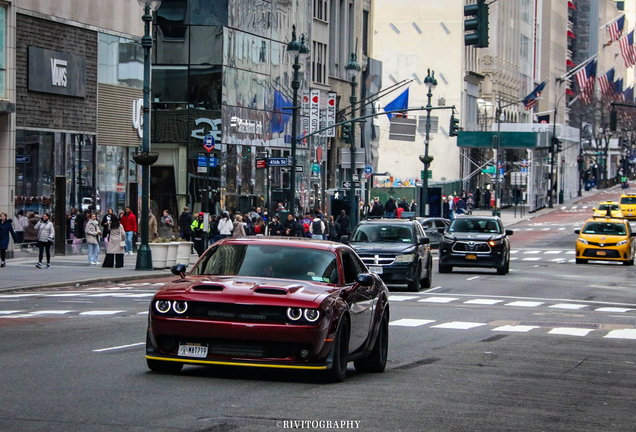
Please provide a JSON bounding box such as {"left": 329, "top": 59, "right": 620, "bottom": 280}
{"left": 456, "top": 131, "right": 538, "bottom": 149}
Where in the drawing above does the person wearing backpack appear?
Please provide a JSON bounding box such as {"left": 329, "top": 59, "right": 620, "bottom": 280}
{"left": 309, "top": 215, "right": 326, "bottom": 240}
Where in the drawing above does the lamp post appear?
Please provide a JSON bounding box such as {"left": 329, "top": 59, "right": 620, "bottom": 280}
{"left": 420, "top": 69, "right": 437, "bottom": 217}
{"left": 286, "top": 26, "right": 309, "bottom": 216}
{"left": 345, "top": 52, "right": 361, "bottom": 226}
{"left": 133, "top": 0, "right": 162, "bottom": 271}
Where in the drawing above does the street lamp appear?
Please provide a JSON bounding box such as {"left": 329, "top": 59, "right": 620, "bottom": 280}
{"left": 133, "top": 0, "right": 162, "bottom": 271}
{"left": 287, "top": 26, "right": 309, "bottom": 216}
{"left": 420, "top": 69, "right": 437, "bottom": 217}
{"left": 345, "top": 52, "right": 361, "bottom": 226}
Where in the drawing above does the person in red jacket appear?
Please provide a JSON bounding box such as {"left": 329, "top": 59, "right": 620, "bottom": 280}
{"left": 120, "top": 206, "right": 137, "bottom": 255}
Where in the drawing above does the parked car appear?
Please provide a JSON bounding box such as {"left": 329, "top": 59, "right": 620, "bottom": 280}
{"left": 146, "top": 237, "right": 390, "bottom": 382}
{"left": 345, "top": 218, "right": 433, "bottom": 291}
{"left": 574, "top": 215, "right": 635, "bottom": 265}
{"left": 416, "top": 217, "right": 450, "bottom": 248}
{"left": 438, "top": 216, "right": 513, "bottom": 275}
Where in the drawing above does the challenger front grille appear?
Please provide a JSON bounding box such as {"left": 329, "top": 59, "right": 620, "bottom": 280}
{"left": 452, "top": 241, "right": 491, "bottom": 254}
{"left": 186, "top": 302, "right": 287, "bottom": 322}
{"left": 156, "top": 336, "right": 303, "bottom": 359}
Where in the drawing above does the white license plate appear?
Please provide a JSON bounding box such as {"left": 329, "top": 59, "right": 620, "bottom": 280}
{"left": 628, "top": 213, "right": 633, "bottom": 216}
{"left": 368, "top": 266, "right": 383, "bottom": 274}
{"left": 178, "top": 343, "right": 208, "bottom": 358}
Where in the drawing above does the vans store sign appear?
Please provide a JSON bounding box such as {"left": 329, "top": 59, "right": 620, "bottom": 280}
{"left": 28, "top": 47, "right": 86, "bottom": 97}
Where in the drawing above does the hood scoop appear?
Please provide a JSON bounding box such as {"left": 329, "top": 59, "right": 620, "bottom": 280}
{"left": 253, "top": 284, "right": 305, "bottom": 295}
{"left": 191, "top": 284, "right": 224, "bottom": 292}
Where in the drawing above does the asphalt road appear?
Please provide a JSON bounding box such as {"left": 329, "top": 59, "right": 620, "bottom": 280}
{"left": 1, "top": 191, "right": 635, "bottom": 432}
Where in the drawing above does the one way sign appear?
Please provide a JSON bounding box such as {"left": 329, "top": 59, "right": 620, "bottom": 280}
{"left": 342, "top": 181, "right": 361, "bottom": 189}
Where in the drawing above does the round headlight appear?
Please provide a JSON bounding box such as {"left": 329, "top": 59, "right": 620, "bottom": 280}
{"left": 303, "top": 309, "right": 320, "bottom": 322}
{"left": 155, "top": 300, "right": 171, "bottom": 314}
{"left": 287, "top": 307, "right": 302, "bottom": 321}
{"left": 173, "top": 300, "right": 188, "bottom": 314}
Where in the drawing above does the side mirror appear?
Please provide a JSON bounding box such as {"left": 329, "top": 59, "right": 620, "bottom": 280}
{"left": 592, "top": 208, "right": 596, "bottom": 212}
{"left": 630, "top": 232, "right": 636, "bottom": 237}
{"left": 356, "top": 274, "right": 374, "bottom": 286}
{"left": 418, "top": 236, "right": 430, "bottom": 245}
{"left": 505, "top": 230, "right": 513, "bottom": 236}
{"left": 171, "top": 263, "right": 188, "bottom": 278}
{"left": 341, "top": 235, "right": 349, "bottom": 244}
{"left": 574, "top": 229, "right": 580, "bottom": 234}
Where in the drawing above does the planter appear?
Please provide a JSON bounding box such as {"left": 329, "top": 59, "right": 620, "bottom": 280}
{"left": 176, "top": 242, "right": 193, "bottom": 266}
{"left": 166, "top": 242, "right": 179, "bottom": 268}
{"left": 148, "top": 243, "right": 169, "bottom": 269}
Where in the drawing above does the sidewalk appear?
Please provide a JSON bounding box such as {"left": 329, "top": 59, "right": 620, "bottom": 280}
{"left": 0, "top": 253, "right": 176, "bottom": 292}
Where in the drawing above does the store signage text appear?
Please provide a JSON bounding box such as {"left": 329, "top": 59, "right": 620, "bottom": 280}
{"left": 191, "top": 118, "right": 222, "bottom": 142}
{"left": 28, "top": 47, "right": 86, "bottom": 97}
{"left": 51, "top": 59, "right": 68, "bottom": 87}
{"left": 326, "top": 92, "right": 336, "bottom": 137}
{"left": 132, "top": 98, "right": 143, "bottom": 138}
{"left": 230, "top": 116, "right": 263, "bottom": 135}
{"left": 310, "top": 89, "right": 320, "bottom": 133}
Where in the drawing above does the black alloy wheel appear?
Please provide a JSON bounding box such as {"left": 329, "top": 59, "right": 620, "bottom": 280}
{"left": 324, "top": 317, "right": 350, "bottom": 383}
{"left": 354, "top": 312, "right": 389, "bottom": 373}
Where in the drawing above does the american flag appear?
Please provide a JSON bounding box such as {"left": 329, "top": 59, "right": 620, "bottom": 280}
{"left": 608, "top": 15, "right": 626, "bottom": 45}
{"left": 575, "top": 60, "right": 597, "bottom": 105}
{"left": 619, "top": 30, "right": 636, "bottom": 67}
{"left": 598, "top": 68, "right": 615, "bottom": 102}
{"left": 522, "top": 81, "right": 546, "bottom": 110}
{"left": 613, "top": 78, "right": 624, "bottom": 101}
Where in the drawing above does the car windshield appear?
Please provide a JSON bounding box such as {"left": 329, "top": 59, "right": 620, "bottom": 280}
{"left": 190, "top": 244, "right": 339, "bottom": 284}
{"left": 598, "top": 204, "right": 620, "bottom": 211}
{"left": 449, "top": 218, "right": 501, "bottom": 234}
{"left": 620, "top": 196, "right": 636, "bottom": 204}
{"left": 582, "top": 222, "right": 627, "bottom": 236}
{"left": 350, "top": 224, "right": 415, "bottom": 243}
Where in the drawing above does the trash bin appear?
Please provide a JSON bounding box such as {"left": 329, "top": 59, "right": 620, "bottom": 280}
{"left": 558, "top": 190, "right": 564, "bottom": 204}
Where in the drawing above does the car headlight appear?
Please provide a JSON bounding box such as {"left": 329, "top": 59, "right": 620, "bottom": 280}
{"left": 303, "top": 309, "right": 320, "bottom": 322}
{"left": 617, "top": 240, "right": 628, "bottom": 246}
{"left": 173, "top": 301, "right": 188, "bottom": 314}
{"left": 395, "top": 254, "right": 415, "bottom": 263}
{"left": 442, "top": 235, "right": 455, "bottom": 243}
{"left": 287, "top": 307, "right": 302, "bottom": 321}
{"left": 155, "top": 300, "right": 171, "bottom": 314}
{"left": 578, "top": 238, "right": 589, "bottom": 245}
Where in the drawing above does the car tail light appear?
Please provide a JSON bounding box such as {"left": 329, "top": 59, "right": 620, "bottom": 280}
{"left": 173, "top": 301, "right": 188, "bottom": 314}
{"left": 155, "top": 300, "right": 171, "bottom": 314}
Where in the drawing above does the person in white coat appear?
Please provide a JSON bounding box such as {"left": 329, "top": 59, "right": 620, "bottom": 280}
{"left": 103, "top": 215, "right": 126, "bottom": 268}
{"left": 85, "top": 213, "right": 101, "bottom": 265}
{"left": 217, "top": 212, "right": 233, "bottom": 239}
{"left": 34, "top": 213, "right": 54, "bottom": 269}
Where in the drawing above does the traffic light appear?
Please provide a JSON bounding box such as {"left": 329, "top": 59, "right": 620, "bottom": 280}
{"left": 464, "top": 0, "right": 489, "bottom": 48}
{"left": 449, "top": 113, "right": 460, "bottom": 137}
{"left": 610, "top": 110, "right": 617, "bottom": 132}
{"left": 342, "top": 123, "right": 352, "bottom": 144}
{"left": 551, "top": 136, "right": 562, "bottom": 153}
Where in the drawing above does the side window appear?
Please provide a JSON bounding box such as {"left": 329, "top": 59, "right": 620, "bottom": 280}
{"left": 342, "top": 251, "right": 365, "bottom": 284}
{"left": 415, "top": 223, "right": 425, "bottom": 237}
{"left": 422, "top": 221, "right": 433, "bottom": 229}
{"left": 435, "top": 220, "right": 448, "bottom": 229}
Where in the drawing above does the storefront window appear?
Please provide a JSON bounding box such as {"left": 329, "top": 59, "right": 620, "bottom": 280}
{"left": 98, "top": 33, "right": 143, "bottom": 89}
{"left": 189, "top": 66, "right": 222, "bottom": 108}
{"left": 152, "top": 66, "right": 189, "bottom": 102}
{"left": 96, "top": 145, "right": 128, "bottom": 213}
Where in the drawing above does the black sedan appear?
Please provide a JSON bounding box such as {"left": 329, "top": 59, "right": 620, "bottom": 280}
{"left": 438, "top": 216, "right": 513, "bottom": 275}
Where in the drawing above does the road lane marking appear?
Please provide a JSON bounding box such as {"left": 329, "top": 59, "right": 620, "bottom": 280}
{"left": 510, "top": 250, "right": 519, "bottom": 254}
{"left": 522, "top": 258, "right": 541, "bottom": 261}
{"left": 549, "top": 303, "right": 588, "bottom": 310}
{"left": 558, "top": 227, "right": 566, "bottom": 230}
{"left": 93, "top": 342, "right": 145, "bottom": 352}
{"left": 510, "top": 257, "right": 519, "bottom": 260}
{"left": 431, "top": 321, "right": 486, "bottom": 330}
{"left": 561, "top": 206, "right": 567, "bottom": 210}
{"left": 541, "top": 228, "right": 550, "bottom": 231}
{"left": 549, "top": 328, "right": 594, "bottom": 337}
{"left": 544, "top": 251, "right": 562, "bottom": 254}
{"left": 604, "top": 329, "right": 636, "bottom": 340}
{"left": 28, "top": 310, "right": 75, "bottom": 315}
{"left": 466, "top": 276, "right": 480, "bottom": 281}
{"left": 524, "top": 251, "right": 541, "bottom": 254}
{"left": 505, "top": 301, "right": 544, "bottom": 307}
{"left": 79, "top": 311, "right": 126, "bottom": 315}
{"left": 0, "top": 310, "right": 23, "bottom": 314}
{"left": 464, "top": 299, "right": 503, "bottom": 305}
{"left": 550, "top": 258, "right": 566, "bottom": 262}
{"left": 595, "top": 307, "right": 636, "bottom": 313}
{"left": 425, "top": 286, "right": 443, "bottom": 292}
{"left": 46, "top": 294, "right": 82, "bottom": 297}
{"left": 566, "top": 251, "right": 575, "bottom": 254}
{"left": 492, "top": 325, "right": 539, "bottom": 332}
{"left": 137, "top": 311, "right": 148, "bottom": 315}
{"left": 418, "top": 297, "right": 459, "bottom": 303}
{"left": 389, "top": 319, "right": 435, "bottom": 327}
{"left": 388, "top": 296, "right": 420, "bottom": 302}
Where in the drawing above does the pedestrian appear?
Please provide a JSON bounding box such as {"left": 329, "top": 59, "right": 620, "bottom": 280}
{"left": 24, "top": 211, "right": 39, "bottom": 246}
{"left": 254, "top": 217, "right": 267, "bottom": 236}
{"left": 191, "top": 212, "right": 207, "bottom": 256}
{"left": 326, "top": 215, "right": 339, "bottom": 241}
{"left": 101, "top": 208, "right": 114, "bottom": 250}
{"left": 120, "top": 206, "right": 137, "bottom": 255}
{"left": 384, "top": 196, "right": 397, "bottom": 218}
{"left": 283, "top": 213, "right": 301, "bottom": 237}
{"left": 232, "top": 215, "right": 247, "bottom": 237}
{"left": 13, "top": 210, "right": 27, "bottom": 244}
{"left": 467, "top": 193, "right": 475, "bottom": 215}
{"left": 85, "top": 213, "right": 101, "bottom": 265}
{"left": 268, "top": 215, "right": 283, "bottom": 236}
{"left": 302, "top": 213, "right": 313, "bottom": 237}
{"left": 399, "top": 198, "right": 409, "bottom": 211}
{"left": 74, "top": 209, "right": 87, "bottom": 246}
{"left": 217, "top": 212, "right": 233, "bottom": 239}
{"left": 336, "top": 210, "right": 350, "bottom": 238}
{"left": 67, "top": 208, "right": 77, "bottom": 244}
{"left": 148, "top": 209, "right": 158, "bottom": 238}
{"left": 397, "top": 204, "right": 404, "bottom": 219}
{"left": 159, "top": 209, "right": 175, "bottom": 238}
{"left": 370, "top": 197, "right": 384, "bottom": 217}
{"left": 103, "top": 215, "right": 125, "bottom": 268}
{"left": 178, "top": 206, "right": 193, "bottom": 240}
{"left": 483, "top": 189, "right": 491, "bottom": 210}
{"left": 0, "top": 212, "right": 17, "bottom": 267}
{"left": 209, "top": 214, "right": 220, "bottom": 245}
{"left": 309, "top": 214, "right": 326, "bottom": 240}
{"left": 442, "top": 196, "right": 450, "bottom": 219}
{"left": 475, "top": 187, "right": 482, "bottom": 209}
{"left": 410, "top": 199, "right": 418, "bottom": 214}
{"left": 34, "top": 213, "right": 55, "bottom": 269}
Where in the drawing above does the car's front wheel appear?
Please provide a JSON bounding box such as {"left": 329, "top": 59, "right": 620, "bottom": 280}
{"left": 407, "top": 262, "right": 421, "bottom": 292}
{"left": 354, "top": 312, "right": 388, "bottom": 373}
{"left": 324, "top": 317, "right": 350, "bottom": 383}
{"left": 421, "top": 258, "right": 433, "bottom": 288}
{"left": 147, "top": 358, "right": 183, "bottom": 374}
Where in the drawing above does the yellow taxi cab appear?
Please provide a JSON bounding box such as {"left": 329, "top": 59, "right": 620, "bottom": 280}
{"left": 574, "top": 214, "right": 635, "bottom": 265}
{"left": 592, "top": 201, "right": 622, "bottom": 218}
{"left": 619, "top": 193, "right": 636, "bottom": 219}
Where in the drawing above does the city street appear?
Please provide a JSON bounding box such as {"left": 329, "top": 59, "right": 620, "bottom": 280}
{"left": 1, "top": 190, "right": 636, "bottom": 432}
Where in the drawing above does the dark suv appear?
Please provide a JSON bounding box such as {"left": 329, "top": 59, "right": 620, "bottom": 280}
{"left": 344, "top": 219, "right": 433, "bottom": 291}
{"left": 438, "top": 216, "right": 513, "bottom": 275}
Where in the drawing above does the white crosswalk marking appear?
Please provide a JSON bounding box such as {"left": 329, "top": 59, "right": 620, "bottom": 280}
{"left": 595, "top": 307, "right": 636, "bottom": 313}
{"left": 549, "top": 328, "right": 594, "bottom": 337}
{"left": 79, "top": 311, "right": 126, "bottom": 316}
{"left": 561, "top": 206, "right": 567, "bottom": 210}
{"left": 510, "top": 250, "right": 519, "bottom": 254}
{"left": 522, "top": 258, "right": 541, "bottom": 261}
{"left": 46, "top": 294, "right": 81, "bottom": 297}
{"left": 558, "top": 227, "right": 566, "bottom": 230}
{"left": 544, "top": 250, "right": 562, "bottom": 254}
{"left": 566, "top": 251, "right": 576, "bottom": 254}
{"left": 510, "top": 257, "right": 519, "bottom": 260}
{"left": 388, "top": 296, "right": 419, "bottom": 302}
{"left": 550, "top": 258, "right": 566, "bottom": 262}
{"left": 389, "top": 319, "right": 435, "bottom": 327}
{"left": 418, "top": 297, "right": 459, "bottom": 303}
{"left": 0, "top": 310, "right": 23, "bottom": 315}
{"left": 505, "top": 301, "right": 544, "bottom": 307}
{"left": 524, "top": 251, "right": 541, "bottom": 254}
{"left": 464, "top": 299, "right": 503, "bottom": 305}
{"left": 492, "top": 325, "right": 538, "bottom": 332}
{"left": 549, "top": 303, "right": 587, "bottom": 310}
{"left": 29, "top": 310, "right": 75, "bottom": 315}
{"left": 431, "top": 321, "right": 486, "bottom": 330}
{"left": 604, "top": 329, "right": 636, "bottom": 340}
{"left": 541, "top": 228, "right": 550, "bottom": 231}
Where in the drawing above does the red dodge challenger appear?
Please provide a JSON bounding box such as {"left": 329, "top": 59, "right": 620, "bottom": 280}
{"left": 146, "top": 237, "right": 390, "bottom": 382}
